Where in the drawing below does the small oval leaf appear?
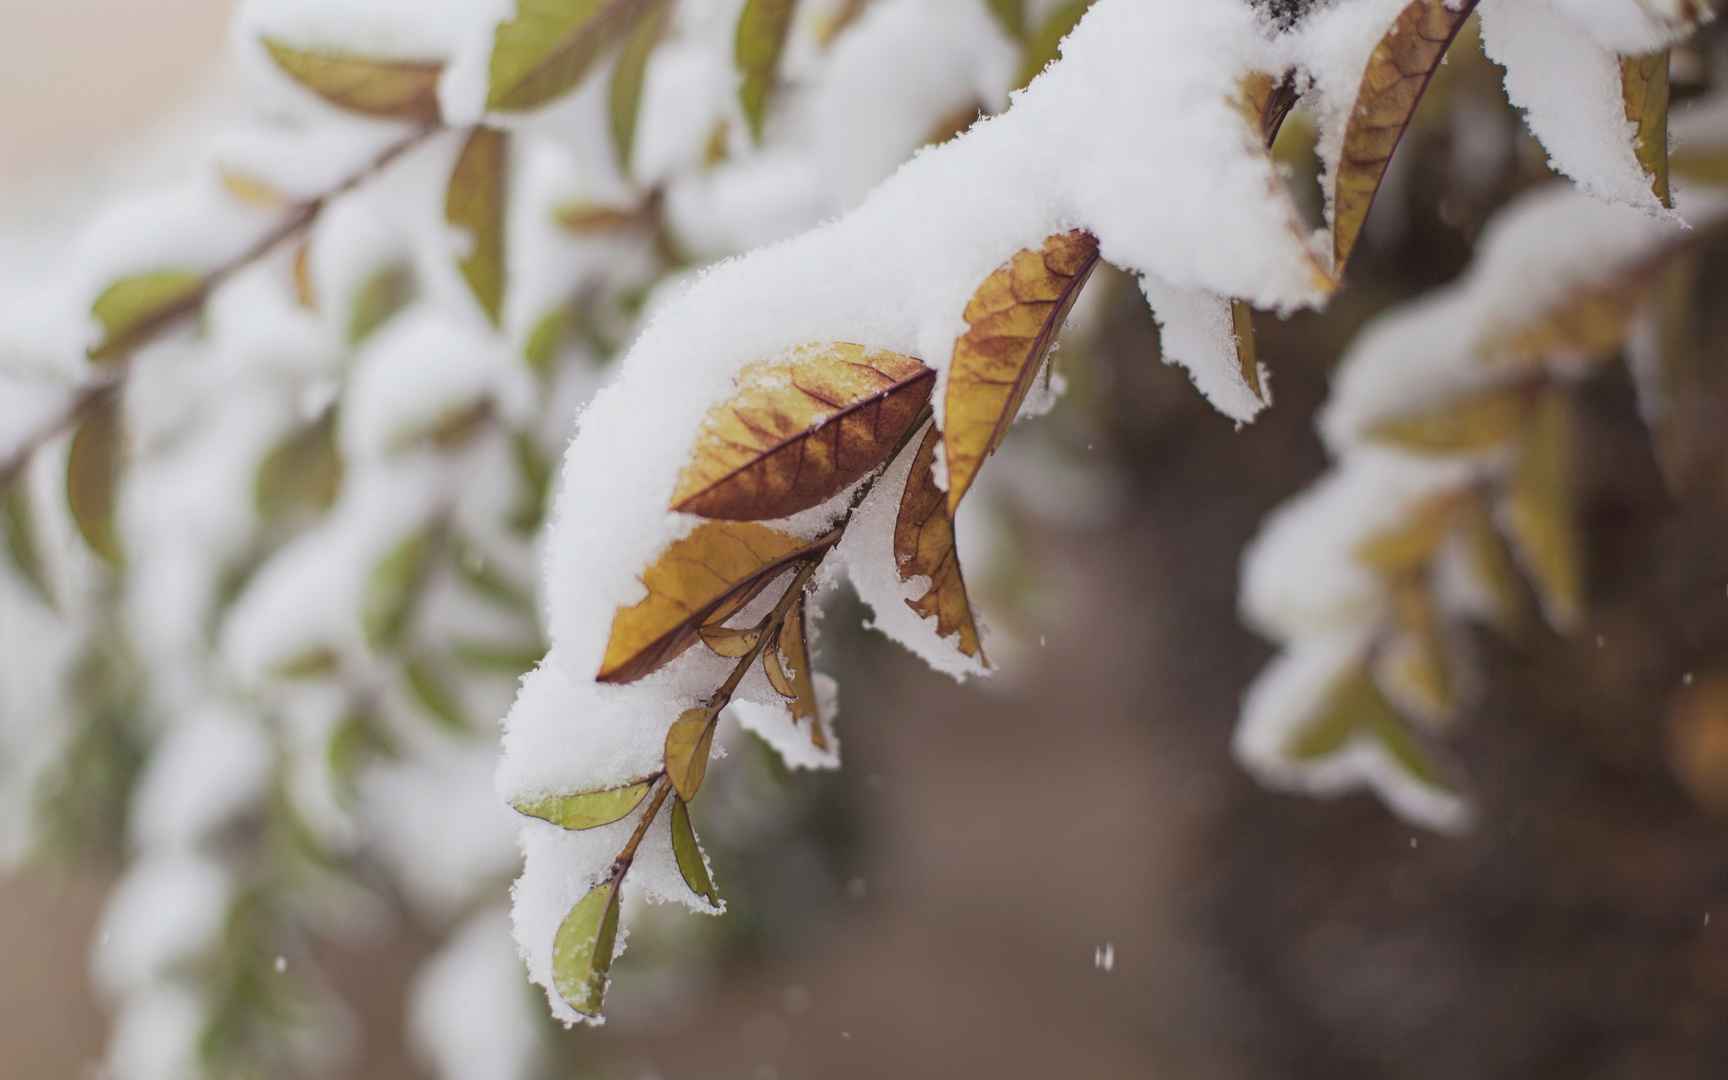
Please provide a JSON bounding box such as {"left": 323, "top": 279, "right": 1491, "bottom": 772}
{"left": 67, "top": 392, "right": 124, "bottom": 566}
{"left": 404, "top": 656, "right": 468, "bottom": 734}
{"left": 263, "top": 39, "right": 444, "bottom": 121}
{"left": 552, "top": 878, "right": 623, "bottom": 1017}
{"left": 895, "top": 426, "right": 985, "bottom": 662}
{"left": 487, "top": 0, "right": 662, "bottom": 112}
{"left": 89, "top": 270, "right": 204, "bottom": 365}
{"left": 514, "top": 779, "right": 653, "bottom": 831}
{"left": 670, "top": 797, "right": 720, "bottom": 907}
{"left": 609, "top": 0, "right": 669, "bottom": 174}
{"left": 3, "top": 477, "right": 54, "bottom": 607}
{"left": 363, "top": 528, "right": 436, "bottom": 651}
{"left": 698, "top": 624, "right": 761, "bottom": 658}
{"left": 736, "top": 0, "right": 798, "bottom": 141}
{"left": 664, "top": 708, "right": 716, "bottom": 802}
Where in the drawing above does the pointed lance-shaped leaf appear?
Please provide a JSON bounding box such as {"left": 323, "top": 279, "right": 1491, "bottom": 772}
{"left": 404, "top": 656, "right": 468, "bottom": 734}
{"left": 762, "top": 634, "right": 797, "bottom": 700}
{"left": 1634, "top": 253, "right": 1705, "bottom": 494}
{"left": 672, "top": 343, "right": 933, "bottom": 521}
{"left": 599, "top": 522, "right": 828, "bottom": 683}
{"left": 486, "top": 0, "right": 663, "bottom": 112}
{"left": 67, "top": 391, "right": 124, "bottom": 566}
{"left": 262, "top": 40, "right": 444, "bottom": 122}
{"left": 1460, "top": 490, "right": 1528, "bottom": 639}
{"left": 735, "top": 0, "right": 799, "bottom": 142}
{"left": 1366, "top": 385, "right": 1531, "bottom": 454}
{"left": 2, "top": 476, "right": 52, "bottom": 607}
{"left": 943, "top": 230, "right": 1099, "bottom": 516}
{"left": 363, "top": 526, "right": 438, "bottom": 651}
{"left": 348, "top": 263, "right": 415, "bottom": 346}
{"left": 256, "top": 409, "right": 343, "bottom": 523}
{"left": 670, "top": 797, "right": 720, "bottom": 907}
{"left": 1622, "top": 50, "right": 1673, "bottom": 209}
{"left": 552, "top": 878, "right": 623, "bottom": 1017}
{"left": 1503, "top": 390, "right": 1583, "bottom": 631}
{"left": 446, "top": 127, "right": 509, "bottom": 327}
{"left": 664, "top": 708, "right": 716, "bottom": 801}
{"left": 1285, "top": 662, "right": 1453, "bottom": 792}
{"left": 1332, "top": 0, "right": 1478, "bottom": 274}
{"left": 776, "top": 597, "right": 827, "bottom": 749}
{"left": 514, "top": 778, "right": 654, "bottom": 831}
{"left": 1018, "top": 0, "right": 1093, "bottom": 89}
{"left": 609, "top": 0, "right": 669, "bottom": 175}
{"left": 1353, "top": 491, "right": 1464, "bottom": 578}
{"left": 985, "top": 0, "right": 1026, "bottom": 40}
{"left": 1382, "top": 579, "right": 1455, "bottom": 722}
{"left": 895, "top": 426, "right": 985, "bottom": 663}
{"left": 88, "top": 270, "right": 204, "bottom": 365}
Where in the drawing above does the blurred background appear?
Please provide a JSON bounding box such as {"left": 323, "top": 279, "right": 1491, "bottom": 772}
{"left": 4, "top": 2, "right": 1728, "bottom": 1078}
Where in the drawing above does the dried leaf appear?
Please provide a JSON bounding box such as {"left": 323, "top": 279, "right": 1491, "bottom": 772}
{"left": 1353, "top": 492, "right": 1463, "bottom": 577}
{"left": 514, "top": 779, "right": 653, "bottom": 830}
{"left": 447, "top": 128, "right": 509, "bottom": 327}
{"left": 363, "top": 528, "right": 436, "bottom": 651}
{"left": 1286, "top": 663, "right": 1451, "bottom": 790}
{"left": 487, "top": 0, "right": 661, "bottom": 112}
{"left": 1622, "top": 50, "right": 1672, "bottom": 209}
{"left": 67, "top": 392, "right": 123, "bottom": 566}
{"left": 1634, "top": 253, "right": 1705, "bottom": 493}
{"left": 219, "top": 169, "right": 287, "bottom": 209}
{"left": 89, "top": 270, "right": 204, "bottom": 364}
{"left": 698, "top": 624, "right": 761, "bottom": 658}
{"left": 1018, "top": 0, "right": 1092, "bottom": 88}
{"left": 670, "top": 797, "right": 720, "bottom": 906}
{"left": 943, "top": 230, "right": 1100, "bottom": 515}
{"left": 1332, "top": 0, "right": 1476, "bottom": 273}
{"left": 404, "top": 657, "right": 467, "bottom": 734}
{"left": 762, "top": 636, "right": 796, "bottom": 699}
{"left": 1503, "top": 390, "right": 1582, "bottom": 631}
{"left": 986, "top": 0, "right": 1026, "bottom": 39}
{"left": 348, "top": 263, "right": 414, "bottom": 345}
{"left": 599, "top": 522, "right": 826, "bottom": 683}
{"left": 895, "top": 426, "right": 985, "bottom": 662}
{"left": 609, "top": 0, "right": 669, "bottom": 174}
{"left": 552, "top": 878, "right": 622, "bottom": 1017}
{"left": 735, "top": 0, "right": 798, "bottom": 142}
{"left": 1367, "top": 386, "right": 1529, "bottom": 453}
{"left": 1237, "top": 70, "right": 1300, "bottom": 147}
{"left": 291, "top": 242, "right": 317, "bottom": 310}
{"left": 664, "top": 708, "right": 716, "bottom": 801}
{"left": 256, "top": 410, "right": 342, "bottom": 523}
{"left": 262, "top": 40, "right": 443, "bottom": 121}
{"left": 778, "top": 598, "right": 827, "bottom": 749}
{"left": 3, "top": 476, "right": 53, "bottom": 607}
{"left": 671, "top": 344, "right": 933, "bottom": 521}
{"left": 1230, "top": 299, "right": 1265, "bottom": 405}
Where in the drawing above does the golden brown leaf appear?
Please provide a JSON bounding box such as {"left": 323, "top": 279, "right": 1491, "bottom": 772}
{"left": 446, "top": 127, "right": 509, "bottom": 327}
{"left": 1230, "top": 299, "right": 1264, "bottom": 405}
{"left": 599, "top": 522, "right": 827, "bottom": 683}
{"left": 1459, "top": 491, "right": 1528, "bottom": 639}
{"left": 263, "top": 40, "right": 443, "bottom": 122}
{"left": 1382, "top": 579, "right": 1455, "bottom": 722}
{"left": 895, "top": 426, "right": 985, "bottom": 663}
{"left": 943, "top": 230, "right": 1099, "bottom": 515}
{"left": 761, "top": 636, "right": 796, "bottom": 700}
{"left": 290, "top": 241, "right": 317, "bottom": 311}
{"left": 671, "top": 343, "right": 933, "bottom": 521}
{"left": 1504, "top": 390, "right": 1582, "bottom": 631}
{"left": 67, "top": 391, "right": 124, "bottom": 566}
{"left": 698, "top": 624, "right": 760, "bottom": 658}
{"left": 664, "top": 708, "right": 716, "bottom": 801}
{"left": 219, "top": 169, "right": 288, "bottom": 209}
{"left": 1353, "top": 492, "right": 1464, "bottom": 577}
{"left": 1622, "top": 50, "right": 1673, "bottom": 209}
{"left": 1332, "top": 0, "right": 1476, "bottom": 274}
{"left": 775, "top": 597, "right": 826, "bottom": 750}
{"left": 1366, "top": 386, "right": 1530, "bottom": 454}
{"left": 1237, "top": 70, "right": 1299, "bottom": 148}
{"left": 1477, "top": 257, "right": 1672, "bottom": 366}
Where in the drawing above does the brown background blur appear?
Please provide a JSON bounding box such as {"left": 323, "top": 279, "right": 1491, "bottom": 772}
{"left": 5, "top": 4, "right": 1728, "bottom": 1078}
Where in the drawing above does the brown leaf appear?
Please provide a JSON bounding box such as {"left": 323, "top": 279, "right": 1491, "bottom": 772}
{"left": 599, "top": 522, "right": 827, "bottom": 683}
{"left": 1503, "top": 390, "right": 1582, "bottom": 631}
{"left": 1622, "top": 50, "right": 1672, "bottom": 209}
{"left": 446, "top": 127, "right": 509, "bottom": 327}
{"left": 263, "top": 40, "right": 443, "bottom": 122}
{"left": 895, "top": 426, "right": 985, "bottom": 663}
{"left": 671, "top": 343, "right": 933, "bottom": 521}
{"left": 775, "top": 597, "right": 827, "bottom": 751}
{"left": 1332, "top": 0, "right": 1477, "bottom": 274}
{"left": 1237, "top": 70, "right": 1299, "bottom": 148}
{"left": 1230, "top": 299, "right": 1265, "bottom": 406}
{"left": 698, "top": 625, "right": 760, "bottom": 658}
{"left": 1382, "top": 579, "right": 1455, "bottom": 722}
{"left": 943, "top": 230, "right": 1099, "bottom": 515}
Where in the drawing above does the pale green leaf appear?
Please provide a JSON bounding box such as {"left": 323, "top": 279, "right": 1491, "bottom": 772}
{"left": 348, "top": 264, "right": 414, "bottom": 345}
{"left": 404, "top": 656, "right": 467, "bottom": 734}
{"left": 670, "top": 797, "right": 719, "bottom": 906}
{"left": 446, "top": 127, "right": 509, "bottom": 326}
{"left": 363, "top": 528, "right": 435, "bottom": 651}
{"left": 609, "top": 0, "right": 669, "bottom": 175}
{"left": 89, "top": 270, "right": 203, "bottom": 365}
{"left": 735, "top": 0, "right": 798, "bottom": 142}
{"left": 263, "top": 39, "right": 444, "bottom": 121}
{"left": 514, "top": 780, "right": 653, "bottom": 831}
{"left": 67, "top": 392, "right": 123, "bottom": 566}
{"left": 256, "top": 410, "right": 342, "bottom": 523}
{"left": 486, "top": 0, "right": 662, "bottom": 112}
{"left": 1018, "top": 0, "right": 1091, "bottom": 89}
{"left": 3, "top": 476, "right": 53, "bottom": 607}
{"left": 552, "top": 879, "right": 622, "bottom": 1017}
{"left": 451, "top": 639, "right": 546, "bottom": 675}
{"left": 985, "top": 0, "right": 1026, "bottom": 39}
{"left": 271, "top": 647, "right": 342, "bottom": 681}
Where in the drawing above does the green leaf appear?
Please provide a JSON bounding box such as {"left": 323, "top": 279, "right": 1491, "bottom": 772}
{"left": 663, "top": 707, "right": 716, "bottom": 801}
{"left": 513, "top": 779, "right": 653, "bottom": 830}
{"left": 1367, "top": 388, "right": 1529, "bottom": 455}
{"left": 454, "top": 542, "right": 535, "bottom": 613}
{"left": 390, "top": 399, "right": 495, "bottom": 453}
{"left": 451, "top": 639, "right": 546, "bottom": 675}
{"left": 404, "top": 656, "right": 468, "bottom": 734}
{"left": 1018, "top": 0, "right": 1091, "bottom": 89}
{"left": 985, "top": 0, "right": 1026, "bottom": 39}
{"left": 735, "top": 0, "right": 798, "bottom": 142}
{"left": 1504, "top": 391, "right": 1583, "bottom": 632}
{"left": 262, "top": 39, "right": 444, "bottom": 121}
{"left": 670, "top": 797, "right": 719, "bottom": 907}
{"left": 446, "top": 128, "right": 509, "bottom": 326}
{"left": 3, "top": 476, "right": 53, "bottom": 607}
{"left": 523, "top": 303, "right": 572, "bottom": 378}
{"left": 271, "top": 647, "right": 342, "bottom": 681}
{"left": 255, "top": 410, "right": 343, "bottom": 523}
{"left": 1285, "top": 663, "right": 1451, "bottom": 791}
{"left": 67, "top": 392, "right": 124, "bottom": 566}
{"left": 552, "top": 878, "right": 623, "bottom": 1017}
{"left": 509, "top": 431, "right": 553, "bottom": 534}
{"left": 486, "top": 0, "right": 663, "bottom": 112}
{"left": 363, "top": 528, "right": 436, "bottom": 651}
{"left": 89, "top": 270, "right": 203, "bottom": 364}
{"left": 348, "top": 263, "right": 415, "bottom": 345}
{"left": 609, "top": 0, "right": 669, "bottom": 175}
{"left": 328, "top": 708, "right": 396, "bottom": 796}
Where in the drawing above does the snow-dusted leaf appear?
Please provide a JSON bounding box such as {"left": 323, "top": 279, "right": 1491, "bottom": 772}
{"left": 256, "top": 410, "right": 342, "bottom": 523}
{"left": 262, "top": 40, "right": 444, "bottom": 122}
{"left": 552, "top": 879, "right": 622, "bottom": 1017}
{"left": 985, "top": 0, "right": 1026, "bottom": 40}
{"left": 600, "top": 522, "right": 825, "bottom": 683}
{"left": 608, "top": 0, "right": 669, "bottom": 175}
{"left": 773, "top": 598, "right": 826, "bottom": 749}
{"left": 669, "top": 797, "right": 719, "bottom": 906}
{"left": 1286, "top": 663, "right": 1451, "bottom": 792}
{"left": 761, "top": 632, "right": 796, "bottom": 699}
{"left": 1353, "top": 491, "right": 1463, "bottom": 577}
{"left": 1621, "top": 50, "right": 1672, "bottom": 208}
{"left": 894, "top": 426, "right": 985, "bottom": 663}
{"left": 671, "top": 344, "right": 933, "bottom": 521}
{"left": 363, "top": 528, "right": 435, "bottom": 651}
{"left": 1332, "top": 0, "right": 1477, "bottom": 274}
{"left": 2, "top": 476, "right": 52, "bottom": 607}
{"left": 664, "top": 708, "right": 715, "bottom": 801}
{"left": 1382, "top": 580, "right": 1454, "bottom": 721}
{"left": 1018, "top": 0, "right": 1093, "bottom": 88}
{"left": 1460, "top": 491, "right": 1528, "bottom": 638}
{"left": 348, "top": 264, "right": 414, "bottom": 345}
{"left": 67, "top": 392, "right": 123, "bottom": 566}
{"left": 1229, "top": 299, "right": 1264, "bottom": 405}
{"left": 446, "top": 128, "right": 509, "bottom": 327}
{"left": 89, "top": 270, "right": 203, "bottom": 364}
{"left": 735, "top": 0, "right": 799, "bottom": 142}
{"left": 1366, "top": 386, "right": 1529, "bottom": 453}
{"left": 391, "top": 400, "right": 495, "bottom": 453}
{"left": 513, "top": 779, "right": 654, "bottom": 830}
{"left": 405, "top": 657, "right": 468, "bottom": 734}
{"left": 698, "top": 624, "right": 761, "bottom": 658}
{"left": 943, "top": 229, "right": 1100, "bottom": 515}
{"left": 1503, "top": 390, "right": 1582, "bottom": 631}
{"left": 486, "top": 0, "right": 661, "bottom": 112}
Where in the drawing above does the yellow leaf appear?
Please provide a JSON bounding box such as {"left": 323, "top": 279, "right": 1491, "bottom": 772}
{"left": 599, "top": 522, "right": 826, "bottom": 683}
{"left": 609, "top": 0, "right": 669, "bottom": 174}
{"left": 1622, "top": 50, "right": 1673, "bottom": 209}
{"left": 775, "top": 597, "right": 827, "bottom": 750}
{"left": 1382, "top": 579, "right": 1455, "bottom": 722}
{"left": 672, "top": 343, "right": 933, "bottom": 521}
{"left": 513, "top": 779, "right": 653, "bottom": 830}
{"left": 664, "top": 707, "right": 716, "bottom": 801}
{"left": 670, "top": 797, "right": 720, "bottom": 906}
{"left": 487, "top": 0, "right": 662, "bottom": 112}
{"left": 895, "top": 426, "right": 986, "bottom": 663}
{"left": 1353, "top": 492, "right": 1463, "bottom": 577}
{"left": 263, "top": 39, "right": 443, "bottom": 121}
{"left": 1459, "top": 492, "right": 1528, "bottom": 639}
{"left": 1332, "top": 0, "right": 1476, "bottom": 274}
{"left": 1366, "top": 386, "right": 1529, "bottom": 454}
{"left": 735, "top": 0, "right": 798, "bottom": 142}
{"left": 446, "top": 128, "right": 509, "bottom": 327}
{"left": 291, "top": 241, "right": 317, "bottom": 311}
{"left": 1504, "top": 390, "right": 1583, "bottom": 631}
{"left": 88, "top": 270, "right": 204, "bottom": 365}
{"left": 3, "top": 476, "right": 53, "bottom": 608}
{"left": 552, "top": 878, "right": 622, "bottom": 1017}
{"left": 698, "top": 624, "right": 761, "bottom": 658}
{"left": 66, "top": 392, "right": 124, "bottom": 566}
{"left": 943, "top": 230, "right": 1100, "bottom": 515}
{"left": 219, "top": 169, "right": 288, "bottom": 209}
